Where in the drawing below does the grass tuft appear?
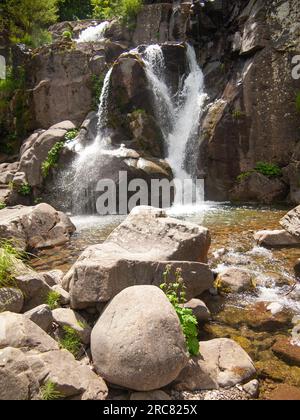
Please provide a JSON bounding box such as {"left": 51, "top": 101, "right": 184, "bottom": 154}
{"left": 40, "top": 381, "right": 62, "bottom": 400}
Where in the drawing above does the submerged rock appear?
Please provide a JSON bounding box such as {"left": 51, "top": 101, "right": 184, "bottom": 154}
{"left": 216, "top": 267, "right": 254, "bottom": 293}
{"left": 272, "top": 336, "right": 300, "bottom": 367}
{"left": 91, "top": 285, "right": 188, "bottom": 391}
{"left": 265, "top": 384, "right": 300, "bottom": 401}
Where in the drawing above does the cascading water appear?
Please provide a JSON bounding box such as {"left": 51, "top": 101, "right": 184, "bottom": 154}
{"left": 77, "top": 21, "right": 109, "bottom": 43}
{"left": 68, "top": 68, "right": 114, "bottom": 214}
{"left": 142, "top": 43, "right": 207, "bottom": 205}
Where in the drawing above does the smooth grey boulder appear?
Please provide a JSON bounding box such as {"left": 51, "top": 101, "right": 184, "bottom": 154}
{"left": 174, "top": 338, "right": 256, "bottom": 391}
{"left": 24, "top": 305, "right": 53, "bottom": 332}
{"left": 0, "top": 287, "right": 24, "bottom": 313}
{"left": 91, "top": 285, "right": 188, "bottom": 391}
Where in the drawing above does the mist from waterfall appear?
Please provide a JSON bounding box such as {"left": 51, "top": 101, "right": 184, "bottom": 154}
{"left": 77, "top": 21, "right": 109, "bottom": 43}
{"left": 142, "top": 44, "right": 207, "bottom": 204}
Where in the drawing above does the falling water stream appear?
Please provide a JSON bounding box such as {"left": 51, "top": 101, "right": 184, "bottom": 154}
{"left": 76, "top": 21, "right": 110, "bottom": 43}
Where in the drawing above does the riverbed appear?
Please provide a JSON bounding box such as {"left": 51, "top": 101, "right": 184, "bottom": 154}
{"left": 30, "top": 203, "right": 300, "bottom": 399}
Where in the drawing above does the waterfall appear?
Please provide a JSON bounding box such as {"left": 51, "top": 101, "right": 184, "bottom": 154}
{"left": 77, "top": 21, "right": 109, "bottom": 43}
{"left": 142, "top": 43, "right": 207, "bottom": 204}
{"left": 70, "top": 67, "right": 113, "bottom": 214}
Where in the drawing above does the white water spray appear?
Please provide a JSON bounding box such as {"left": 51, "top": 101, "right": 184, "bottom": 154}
{"left": 77, "top": 21, "right": 109, "bottom": 43}
{"left": 143, "top": 43, "right": 207, "bottom": 204}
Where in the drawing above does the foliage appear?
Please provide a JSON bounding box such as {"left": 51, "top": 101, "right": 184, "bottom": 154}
{"left": 254, "top": 161, "right": 282, "bottom": 178}
{"left": 0, "top": 0, "right": 57, "bottom": 48}
{"left": 45, "top": 290, "right": 61, "bottom": 310}
{"left": 40, "top": 381, "right": 62, "bottom": 400}
{"left": 0, "top": 202, "right": 6, "bottom": 210}
{"left": 160, "top": 265, "right": 199, "bottom": 357}
{"left": 62, "top": 30, "right": 72, "bottom": 40}
{"left": 59, "top": 326, "right": 82, "bottom": 358}
{"left": 57, "top": 0, "right": 93, "bottom": 21}
{"left": 92, "top": 0, "right": 143, "bottom": 24}
{"left": 18, "top": 182, "right": 32, "bottom": 196}
{"left": 64, "top": 129, "right": 79, "bottom": 142}
{"left": 41, "top": 141, "right": 65, "bottom": 178}
{"left": 236, "top": 171, "right": 254, "bottom": 183}
{"left": 296, "top": 92, "right": 300, "bottom": 114}
{"left": 0, "top": 240, "right": 27, "bottom": 288}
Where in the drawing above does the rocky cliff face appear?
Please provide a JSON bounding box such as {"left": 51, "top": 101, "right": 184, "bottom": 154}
{"left": 1, "top": 0, "right": 299, "bottom": 205}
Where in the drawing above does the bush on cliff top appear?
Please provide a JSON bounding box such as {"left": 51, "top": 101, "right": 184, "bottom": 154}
{"left": 92, "top": 0, "right": 143, "bottom": 24}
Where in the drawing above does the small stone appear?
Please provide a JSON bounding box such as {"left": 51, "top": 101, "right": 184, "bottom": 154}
{"left": 52, "top": 308, "right": 91, "bottom": 344}
{"left": 183, "top": 299, "right": 211, "bottom": 322}
{"left": 243, "top": 379, "right": 259, "bottom": 398}
{"left": 216, "top": 268, "right": 254, "bottom": 293}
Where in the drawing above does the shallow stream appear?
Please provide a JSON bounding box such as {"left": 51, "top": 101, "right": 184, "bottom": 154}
{"left": 30, "top": 203, "right": 300, "bottom": 398}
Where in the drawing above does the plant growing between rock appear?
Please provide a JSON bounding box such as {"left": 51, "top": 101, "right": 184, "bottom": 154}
{"left": 40, "top": 381, "right": 62, "bottom": 400}
{"left": 18, "top": 182, "right": 32, "bottom": 197}
{"left": 45, "top": 290, "right": 61, "bottom": 310}
{"left": 0, "top": 241, "right": 28, "bottom": 288}
{"left": 160, "top": 265, "right": 199, "bottom": 356}
{"left": 59, "top": 326, "right": 82, "bottom": 358}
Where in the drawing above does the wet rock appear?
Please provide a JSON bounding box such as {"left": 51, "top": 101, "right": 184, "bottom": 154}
{"left": 254, "top": 229, "right": 300, "bottom": 248}
{"left": 184, "top": 299, "right": 211, "bottom": 323}
{"left": 91, "top": 286, "right": 188, "bottom": 391}
{"left": 52, "top": 308, "right": 91, "bottom": 345}
{"left": 174, "top": 338, "right": 256, "bottom": 391}
{"left": 255, "top": 353, "right": 300, "bottom": 387}
{"left": 0, "top": 288, "right": 24, "bottom": 313}
{"left": 266, "top": 384, "right": 300, "bottom": 401}
{"left": 0, "top": 204, "right": 75, "bottom": 251}
{"left": 230, "top": 172, "right": 288, "bottom": 205}
{"left": 24, "top": 305, "right": 53, "bottom": 332}
{"left": 130, "top": 390, "right": 171, "bottom": 401}
{"left": 280, "top": 205, "right": 300, "bottom": 237}
{"left": 216, "top": 302, "right": 292, "bottom": 332}
{"left": 272, "top": 336, "right": 300, "bottom": 367}
{"left": 216, "top": 267, "right": 254, "bottom": 293}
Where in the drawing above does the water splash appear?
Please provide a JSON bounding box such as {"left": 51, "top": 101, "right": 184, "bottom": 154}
{"left": 142, "top": 43, "right": 207, "bottom": 204}
{"left": 77, "top": 21, "right": 109, "bottom": 43}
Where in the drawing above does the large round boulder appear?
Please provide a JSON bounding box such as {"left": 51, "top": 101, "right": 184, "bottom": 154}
{"left": 91, "top": 285, "right": 188, "bottom": 391}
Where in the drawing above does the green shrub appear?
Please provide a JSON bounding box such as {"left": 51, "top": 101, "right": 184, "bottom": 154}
{"left": 62, "top": 30, "right": 72, "bottom": 40}
{"left": 40, "top": 381, "right": 62, "bottom": 400}
{"left": 64, "top": 129, "right": 79, "bottom": 142}
{"left": 45, "top": 290, "right": 61, "bottom": 310}
{"left": 236, "top": 171, "right": 254, "bottom": 183}
{"left": 254, "top": 161, "right": 282, "bottom": 178}
{"left": 92, "top": 0, "right": 143, "bottom": 24}
{"left": 160, "top": 265, "right": 199, "bottom": 357}
{"left": 18, "top": 182, "right": 32, "bottom": 196}
{"left": 59, "top": 326, "right": 82, "bottom": 358}
{"left": 41, "top": 141, "right": 65, "bottom": 178}
{"left": 0, "top": 241, "right": 28, "bottom": 288}
{"left": 0, "top": 202, "right": 6, "bottom": 210}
